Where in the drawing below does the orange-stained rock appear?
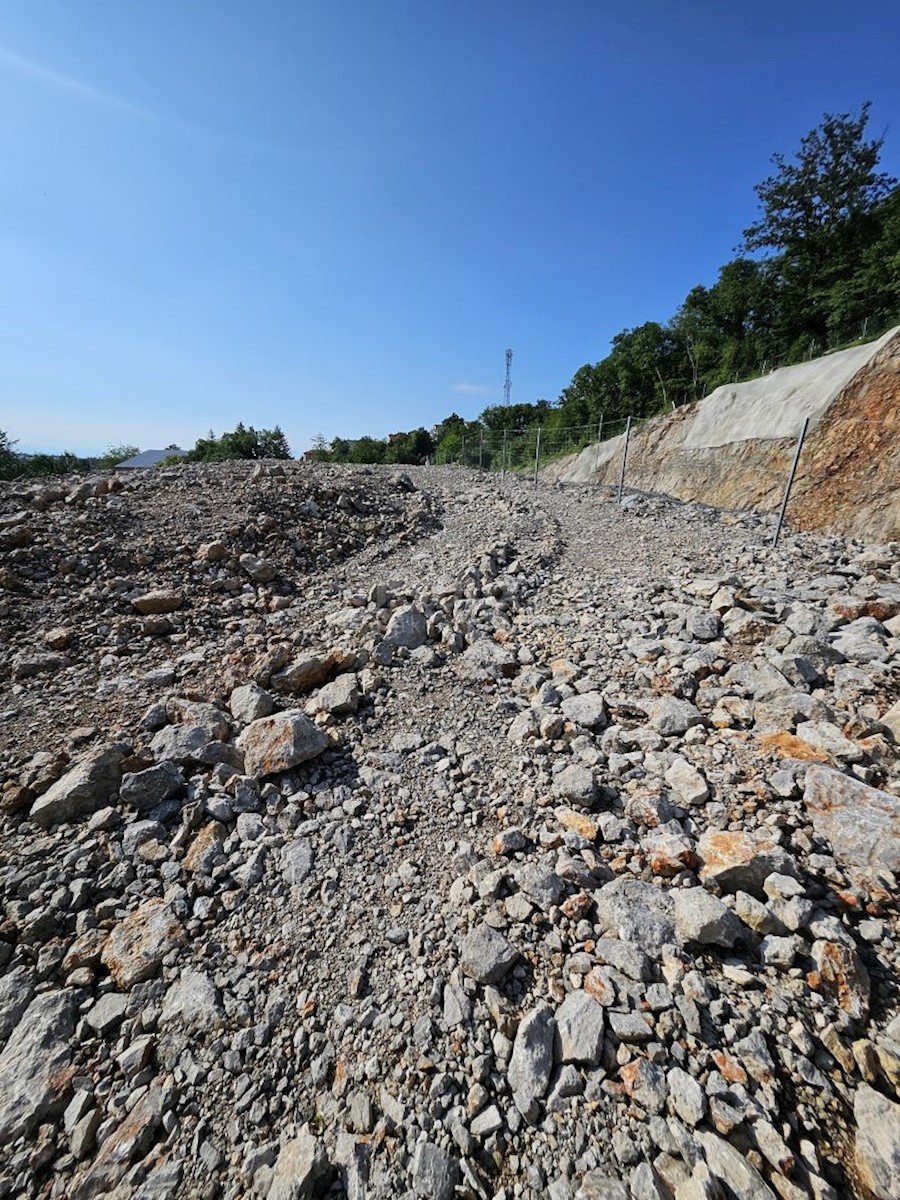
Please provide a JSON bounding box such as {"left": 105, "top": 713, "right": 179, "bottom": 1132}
{"left": 803, "top": 763, "right": 900, "bottom": 888}
{"left": 237, "top": 709, "right": 329, "bottom": 776}
{"left": 584, "top": 967, "right": 615, "bottom": 1006}
{"left": 554, "top": 807, "right": 600, "bottom": 841}
{"left": 757, "top": 731, "right": 830, "bottom": 762}
{"left": 710, "top": 1049, "right": 748, "bottom": 1086}
{"left": 810, "top": 939, "right": 870, "bottom": 1021}
{"left": 63, "top": 928, "right": 108, "bottom": 974}
{"left": 101, "top": 899, "right": 185, "bottom": 989}
{"left": 183, "top": 821, "right": 225, "bottom": 875}
{"left": 696, "top": 829, "right": 797, "bottom": 896}
{"left": 560, "top": 892, "right": 593, "bottom": 921}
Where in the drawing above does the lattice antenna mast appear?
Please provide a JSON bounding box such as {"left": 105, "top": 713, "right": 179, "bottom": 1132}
{"left": 503, "top": 348, "right": 513, "bottom": 406}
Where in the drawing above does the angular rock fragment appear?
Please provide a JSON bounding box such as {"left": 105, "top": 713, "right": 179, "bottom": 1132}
{"left": 229, "top": 683, "right": 276, "bottom": 722}
{"left": 552, "top": 762, "right": 597, "bottom": 806}
{"left": 804, "top": 764, "right": 900, "bottom": 885}
{"left": 150, "top": 723, "right": 222, "bottom": 765}
{"left": 696, "top": 829, "right": 798, "bottom": 895}
{"left": 410, "top": 1140, "right": 459, "bottom": 1200}
{"left": 619, "top": 1057, "right": 666, "bottom": 1113}
{"left": 282, "top": 839, "right": 314, "bottom": 886}
{"left": 308, "top": 673, "right": 359, "bottom": 716}
{"left": 642, "top": 697, "right": 703, "bottom": 736}
{"left": 71, "top": 1080, "right": 174, "bottom": 1199}
{"left": 384, "top": 604, "right": 427, "bottom": 649}
{"left": 554, "top": 990, "right": 605, "bottom": 1066}
{"left": 30, "top": 742, "right": 128, "bottom": 826}
{"left": 0, "top": 990, "right": 76, "bottom": 1140}
{"left": 810, "top": 939, "right": 870, "bottom": 1021}
{"left": 667, "top": 1066, "right": 706, "bottom": 1125}
{"left": 238, "top": 710, "right": 329, "bottom": 776}
{"left": 160, "top": 970, "right": 224, "bottom": 1031}
{"left": 119, "top": 760, "right": 184, "bottom": 811}
{"left": 594, "top": 878, "right": 675, "bottom": 954}
{"left": 131, "top": 588, "right": 183, "bottom": 614}
{"left": 101, "top": 898, "right": 186, "bottom": 989}
{"left": 239, "top": 553, "right": 277, "bottom": 583}
{"left": 459, "top": 924, "right": 519, "bottom": 984}
{"left": 508, "top": 1006, "right": 555, "bottom": 1121}
{"left": 561, "top": 692, "right": 607, "bottom": 730}
{"left": 664, "top": 756, "right": 709, "bottom": 805}
{"left": 854, "top": 1083, "right": 900, "bottom": 1200}
{"left": 674, "top": 888, "right": 743, "bottom": 948}
{"left": 695, "top": 1130, "right": 779, "bottom": 1199}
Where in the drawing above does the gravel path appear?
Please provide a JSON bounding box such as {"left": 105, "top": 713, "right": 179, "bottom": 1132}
{"left": 0, "top": 463, "right": 898, "bottom": 1200}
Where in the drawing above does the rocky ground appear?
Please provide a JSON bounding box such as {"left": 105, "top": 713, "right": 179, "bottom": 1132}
{"left": 0, "top": 461, "right": 898, "bottom": 1200}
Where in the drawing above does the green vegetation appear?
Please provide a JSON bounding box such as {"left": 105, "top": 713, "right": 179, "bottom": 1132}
{"left": 319, "top": 104, "right": 900, "bottom": 466}
{"left": 165, "top": 423, "right": 292, "bottom": 464}
{"left": 0, "top": 429, "right": 98, "bottom": 481}
{"left": 96, "top": 444, "right": 140, "bottom": 469}
{"left": 311, "top": 427, "right": 436, "bottom": 466}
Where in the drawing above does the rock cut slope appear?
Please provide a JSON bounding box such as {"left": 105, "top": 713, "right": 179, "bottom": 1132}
{"left": 0, "top": 463, "right": 899, "bottom": 1200}
{"left": 546, "top": 326, "right": 900, "bottom": 542}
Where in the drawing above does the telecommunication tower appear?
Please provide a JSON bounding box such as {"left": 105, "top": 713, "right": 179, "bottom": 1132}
{"left": 503, "top": 348, "right": 513, "bottom": 406}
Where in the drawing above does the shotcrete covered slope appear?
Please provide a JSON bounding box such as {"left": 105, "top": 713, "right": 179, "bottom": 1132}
{"left": 547, "top": 325, "right": 900, "bottom": 540}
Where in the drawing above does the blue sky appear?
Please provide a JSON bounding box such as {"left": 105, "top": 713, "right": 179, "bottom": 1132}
{"left": 2, "top": 1, "right": 899, "bottom": 455}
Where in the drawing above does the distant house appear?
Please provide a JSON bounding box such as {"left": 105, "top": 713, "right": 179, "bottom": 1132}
{"left": 115, "top": 448, "right": 187, "bottom": 470}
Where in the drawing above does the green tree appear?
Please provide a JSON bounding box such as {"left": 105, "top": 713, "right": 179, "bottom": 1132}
{"left": 742, "top": 103, "right": 897, "bottom": 349}
{"left": 258, "top": 425, "right": 292, "bottom": 459}
{"left": 176, "top": 423, "right": 292, "bottom": 463}
{"left": 97, "top": 443, "right": 140, "bottom": 469}
{"left": 0, "top": 429, "right": 20, "bottom": 479}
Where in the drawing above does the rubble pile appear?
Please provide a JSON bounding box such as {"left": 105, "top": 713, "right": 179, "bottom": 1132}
{"left": 0, "top": 463, "right": 898, "bottom": 1200}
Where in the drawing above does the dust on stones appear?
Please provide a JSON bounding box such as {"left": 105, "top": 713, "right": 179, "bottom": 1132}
{"left": 0, "top": 461, "right": 898, "bottom": 1200}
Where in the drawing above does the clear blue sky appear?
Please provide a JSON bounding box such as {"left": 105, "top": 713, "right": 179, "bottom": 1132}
{"left": 2, "top": 1, "right": 899, "bottom": 455}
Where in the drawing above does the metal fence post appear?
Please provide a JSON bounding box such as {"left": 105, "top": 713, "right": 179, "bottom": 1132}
{"left": 533, "top": 427, "right": 542, "bottom": 487}
{"left": 502, "top": 429, "right": 508, "bottom": 478}
{"left": 772, "top": 416, "right": 809, "bottom": 549}
{"left": 617, "top": 415, "right": 633, "bottom": 504}
{"left": 479, "top": 431, "right": 484, "bottom": 471}
{"left": 461, "top": 435, "right": 466, "bottom": 467}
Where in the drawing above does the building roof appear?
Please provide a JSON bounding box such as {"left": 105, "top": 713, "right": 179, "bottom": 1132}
{"left": 115, "top": 448, "right": 187, "bottom": 469}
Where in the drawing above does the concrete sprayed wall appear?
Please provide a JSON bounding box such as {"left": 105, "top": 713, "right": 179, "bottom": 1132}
{"left": 545, "top": 327, "right": 900, "bottom": 542}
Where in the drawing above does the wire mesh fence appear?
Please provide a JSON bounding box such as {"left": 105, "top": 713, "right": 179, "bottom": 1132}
{"left": 432, "top": 418, "right": 645, "bottom": 478}
{"left": 434, "top": 410, "right": 835, "bottom": 547}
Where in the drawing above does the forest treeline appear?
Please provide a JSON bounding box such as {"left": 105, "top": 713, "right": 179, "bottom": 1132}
{"left": 316, "top": 103, "right": 900, "bottom": 466}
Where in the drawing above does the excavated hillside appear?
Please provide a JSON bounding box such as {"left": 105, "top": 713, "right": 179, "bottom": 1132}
{"left": 545, "top": 327, "right": 900, "bottom": 542}
{"left": 0, "top": 461, "right": 898, "bottom": 1200}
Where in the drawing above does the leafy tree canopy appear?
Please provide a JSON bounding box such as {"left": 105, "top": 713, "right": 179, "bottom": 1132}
{"left": 97, "top": 444, "right": 139, "bottom": 469}
{"left": 172, "top": 423, "right": 293, "bottom": 464}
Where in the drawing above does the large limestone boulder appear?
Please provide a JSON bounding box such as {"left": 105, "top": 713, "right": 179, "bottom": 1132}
{"left": 238, "top": 710, "right": 329, "bottom": 776}
{"left": 0, "top": 990, "right": 76, "bottom": 1140}
{"left": 804, "top": 764, "right": 900, "bottom": 885}
{"left": 30, "top": 743, "right": 128, "bottom": 827}
{"left": 101, "top": 898, "right": 186, "bottom": 989}
{"left": 855, "top": 1084, "right": 900, "bottom": 1200}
